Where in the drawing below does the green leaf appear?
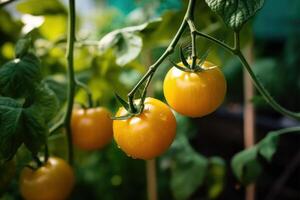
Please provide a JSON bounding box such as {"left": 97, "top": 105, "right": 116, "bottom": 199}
{"left": 0, "top": 97, "right": 23, "bottom": 162}
{"left": 205, "top": 0, "right": 265, "bottom": 30}
{"left": 15, "top": 37, "right": 32, "bottom": 58}
{"left": 171, "top": 150, "right": 208, "bottom": 200}
{"left": 30, "top": 84, "right": 59, "bottom": 122}
{"left": 231, "top": 147, "right": 262, "bottom": 185}
{"left": 98, "top": 19, "right": 161, "bottom": 66}
{"left": 43, "top": 75, "right": 68, "bottom": 105}
{"left": 169, "top": 134, "right": 208, "bottom": 200}
{"left": 16, "top": 0, "right": 67, "bottom": 16}
{"left": 258, "top": 127, "right": 300, "bottom": 162}
{"left": 99, "top": 31, "right": 142, "bottom": 66}
{"left": 22, "top": 107, "right": 48, "bottom": 155}
{"left": 231, "top": 127, "right": 300, "bottom": 185}
{"left": 0, "top": 53, "right": 41, "bottom": 98}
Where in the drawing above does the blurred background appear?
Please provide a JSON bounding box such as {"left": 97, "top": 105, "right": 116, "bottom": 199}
{"left": 1, "top": 0, "right": 300, "bottom": 199}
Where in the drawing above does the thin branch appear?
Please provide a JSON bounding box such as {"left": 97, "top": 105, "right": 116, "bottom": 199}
{"left": 194, "top": 29, "right": 234, "bottom": 52}
{"left": 75, "top": 79, "right": 93, "bottom": 107}
{"left": 64, "top": 0, "right": 76, "bottom": 165}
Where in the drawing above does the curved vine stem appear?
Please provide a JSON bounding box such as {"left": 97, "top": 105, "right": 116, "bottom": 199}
{"left": 232, "top": 32, "right": 300, "bottom": 121}
{"left": 64, "top": 0, "right": 76, "bottom": 165}
{"left": 192, "top": 24, "right": 300, "bottom": 121}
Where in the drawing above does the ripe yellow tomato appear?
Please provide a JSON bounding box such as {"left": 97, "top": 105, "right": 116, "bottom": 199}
{"left": 71, "top": 107, "right": 113, "bottom": 150}
{"left": 20, "top": 157, "right": 74, "bottom": 200}
{"left": 113, "top": 97, "right": 176, "bottom": 160}
{"left": 163, "top": 60, "right": 226, "bottom": 118}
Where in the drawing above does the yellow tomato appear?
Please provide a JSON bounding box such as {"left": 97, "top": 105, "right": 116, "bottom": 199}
{"left": 113, "top": 97, "right": 176, "bottom": 160}
{"left": 71, "top": 107, "right": 113, "bottom": 150}
{"left": 163, "top": 60, "right": 226, "bottom": 118}
{"left": 20, "top": 157, "right": 74, "bottom": 200}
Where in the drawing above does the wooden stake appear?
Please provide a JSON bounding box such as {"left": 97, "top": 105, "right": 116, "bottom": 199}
{"left": 243, "top": 43, "right": 256, "bottom": 200}
{"left": 147, "top": 159, "right": 158, "bottom": 200}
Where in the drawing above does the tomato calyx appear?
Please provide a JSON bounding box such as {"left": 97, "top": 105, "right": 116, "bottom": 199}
{"left": 171, "top": 46, "right": 217, "bottom": 73}
{"left": 112, "top": 93, "right": 146, "bottom": 120}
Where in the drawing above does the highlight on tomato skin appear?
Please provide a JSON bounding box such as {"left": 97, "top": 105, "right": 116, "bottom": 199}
{"left": 163, "top": 60, "right": 227, "bottom": 118}
{"left": 113, "top": 97, "right": 177, "bottom": 160}
{"left": 19, "top": 157, "right": 75, "bottom": 200}
{"left": 71, "top": 107, "right": 113, "bottom": 150}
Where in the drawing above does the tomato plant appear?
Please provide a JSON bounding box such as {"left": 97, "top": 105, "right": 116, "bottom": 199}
{"left": 71, "top": 107, "right": 113, "bottom": 150}
{"left": 20, "top": 157, "right": 74, "bottom": 200}
{"left": 163, "top": 60, "right": 226, "bottom": 117}
{"left": 1, "top": 0, "right": 300, "bottom": 200}
{"left": 113, "top": 97, "right": 176, "bottom": 160}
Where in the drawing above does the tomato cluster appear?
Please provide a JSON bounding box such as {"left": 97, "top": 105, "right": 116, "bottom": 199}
{"left": 113, "top": 60, "right": 226, "bottom": 160}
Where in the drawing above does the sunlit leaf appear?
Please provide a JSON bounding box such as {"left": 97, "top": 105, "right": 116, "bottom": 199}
{"left": 16, "top": 0, "right": 67, "bottom": 16}
{"left": 39, "top": 15, "right": 67, "bottom": 40}
{"left": 98, "top": 19, "right": 162, "bottom": 66}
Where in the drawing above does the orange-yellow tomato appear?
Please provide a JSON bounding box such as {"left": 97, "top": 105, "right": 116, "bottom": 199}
{"left": 113, "top": 97, "right": 176, "bottom": 160}
{"left": 20, "top": 157, "right": 74, "bottom": 200}
{"left": 163, "top": 60, "right": 226, "bottom": 118}
{"left": 71, "top": 107, "right": 113, "bottom": 150}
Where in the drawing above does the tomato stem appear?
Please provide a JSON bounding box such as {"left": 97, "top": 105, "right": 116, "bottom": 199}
{"left": 64, "top": 0, "right": 76, "bottom": 165}
{"left": 32, "top": 155, "right": 43, "bottom": 168}
{"left": 75, "top": 79, "right": 94, "bottom": 108}
{"left": 44, "top": 143, "right": 49, "bottom": 163}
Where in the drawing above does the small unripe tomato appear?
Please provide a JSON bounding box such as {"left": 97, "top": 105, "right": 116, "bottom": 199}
{"left": 113, "top": 97, "right": 176, "bottom": 160}
{"left": 71, "top": 107, "right": 113, "bottom": 150}
{"left": 20, "top": 157, "right": 74, "bottom": 200}
{"left": 163, "top": 60, "right": 226, "bottom": 118}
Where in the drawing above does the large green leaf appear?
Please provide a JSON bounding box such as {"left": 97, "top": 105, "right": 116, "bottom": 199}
{"left": 23, "top": 107, "right": 47, "bottom": 155}
{"left": 231, "top": 147, "right": 262, "bottom": 185}
{"left": 231, "top": 127, "right": 300, "bottom": 185}
{"left": 205, "top": 0, "right": 265, "bottom": 30}
{"left": 16, "top": 0, "right": 67, "bottom": 16}
{"left": 0, "top": 97, "right": 23, "bottom": 162}
{"left": 0, "top": 53, "right": 41, "bottom": 98}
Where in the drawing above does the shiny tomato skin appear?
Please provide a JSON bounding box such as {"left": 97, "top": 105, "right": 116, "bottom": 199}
{"left": 113, "top": 97, "right": 176, "bottom": 160}
{"left": 20, "top": 157, "right": 75, "bottom": 200}
{"left": 71, "top": 107, "right": 113, "bottom": 150}
{"left": 163, "top": 60, "right": 226, "bottom": 118}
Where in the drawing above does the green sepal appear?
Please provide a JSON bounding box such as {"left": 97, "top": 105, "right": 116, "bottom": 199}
{"left": 114, "top": 93, "right": 129, "bottom": 111}
{"left": 179, "top": 46, "right": 190, "bottom": 68}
